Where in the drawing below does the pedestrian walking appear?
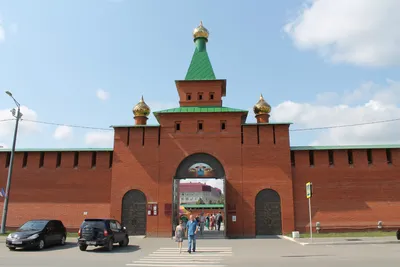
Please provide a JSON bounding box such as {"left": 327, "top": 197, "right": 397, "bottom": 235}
{"left": 174, "top": 220, "right": 184, "bottom": 253}
{"left": 186, "top": 215, "right": 198, "bottom": 253}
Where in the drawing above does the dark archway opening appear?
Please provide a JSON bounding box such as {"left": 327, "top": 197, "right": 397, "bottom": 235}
{"left": 255, "top": 189, "right": 282, "bottom": 236}
{"left": 121, "top": 189, "right": 147, "bottom": 236}
{"left": 173, "top": 153, "right": 226, "bottom": 239}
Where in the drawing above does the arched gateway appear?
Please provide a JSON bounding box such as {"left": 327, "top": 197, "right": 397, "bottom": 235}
{"left": 121, "top": 189, "right": 147, "bottom": 235}
{"left": 173, "top": 153, "right": 226, "bottom": 237}
{"left": 255, "top": 189, "right": 282, "bottom": 235}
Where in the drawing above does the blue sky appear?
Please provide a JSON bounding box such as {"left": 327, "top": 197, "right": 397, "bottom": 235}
{"left": 1, "top": 0, "right": 400, "bottom": 149}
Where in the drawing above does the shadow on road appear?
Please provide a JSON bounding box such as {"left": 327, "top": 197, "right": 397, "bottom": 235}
{"left": 85, "top": 245, "right": 141, "bottom": 254}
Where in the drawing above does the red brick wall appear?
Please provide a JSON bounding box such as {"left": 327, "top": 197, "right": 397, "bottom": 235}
{"left": 110, "top": 112, "right": 293, "bottom": 237}
{"left": 292, "top": 148, "right": 400, "bottom": 233}
{"left": 0, "top": 151, "right": 112, "bottom": 231}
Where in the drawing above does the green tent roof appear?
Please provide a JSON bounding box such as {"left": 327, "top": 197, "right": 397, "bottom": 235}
{"left": 153, "top": 106, "right": 248, "bottom": 116}
{"left": 185, "top": 38, "right": 216, "bottom": 80}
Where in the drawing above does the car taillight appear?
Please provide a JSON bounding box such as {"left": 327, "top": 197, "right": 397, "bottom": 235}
{"left": 104, "top": 230, "right": 108, "bottom": 236}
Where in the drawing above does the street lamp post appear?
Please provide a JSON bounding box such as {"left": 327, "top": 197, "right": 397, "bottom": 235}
{"left": 0, "top": 91, "right": 23, "bottom": 234}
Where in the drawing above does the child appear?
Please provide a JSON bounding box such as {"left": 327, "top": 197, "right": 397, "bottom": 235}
{"left": 175, "top": 220, "right": 184, "bottom": 253}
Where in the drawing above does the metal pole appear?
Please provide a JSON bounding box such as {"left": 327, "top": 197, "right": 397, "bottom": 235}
{"left": 0, "top": 107, "right": 21, "bottom": 234}
{"left": 308, "top": 197, "right": 313, "bottom": 242}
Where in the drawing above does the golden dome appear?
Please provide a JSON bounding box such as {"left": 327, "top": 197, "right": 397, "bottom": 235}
{"left": 133, "top": 96, "right": 151, "bottom": 117}
{"left": 193, "top": 21, "right": 209, "bottom": 40}
{"left": 253, "top": 94, "right": 272, "bottom": 115}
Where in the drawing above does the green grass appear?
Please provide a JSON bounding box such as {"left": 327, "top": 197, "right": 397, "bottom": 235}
{"left": 0, "top": 232, "right": 79, "bottom": 237}
{"left": 287, "top": 231, "right": 397, "bottom": 238}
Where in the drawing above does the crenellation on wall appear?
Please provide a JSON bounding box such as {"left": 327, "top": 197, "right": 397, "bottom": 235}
{"left": 242, "top": 125, "right": 258, "bottom": 145}
{"left": 290, "top": 148, "right": 398, "bottom": 169}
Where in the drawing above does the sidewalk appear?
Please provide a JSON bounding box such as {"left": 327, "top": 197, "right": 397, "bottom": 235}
{"left": 282, "top": 235, "right": 400, "bottom": 246}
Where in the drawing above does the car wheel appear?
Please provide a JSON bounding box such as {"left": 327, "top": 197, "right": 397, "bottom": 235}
{"left": 37, "top": 239, "right": 45, "bottom": 250}
{"left": 60, "top": 235, "right": 66, "bottom": 246}
{"left": 8, "top": 247, "right": 16, "bottom": 251}
{"left": 79, "top": 245, "right": 87, "bottom": 251}
{"left": 106, "top": 239, "right": 113, "bottom": 251}
{"left": 119, "top": 236, "right": 129, "bottom": 247}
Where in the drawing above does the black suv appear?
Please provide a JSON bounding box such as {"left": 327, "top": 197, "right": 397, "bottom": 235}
{"left": 77, "top": 219, "right": 129, "bottom": 251}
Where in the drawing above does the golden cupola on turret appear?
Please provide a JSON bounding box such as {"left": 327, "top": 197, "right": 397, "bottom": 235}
{"left": 253, "top": 94, "right": 271, "bottom": 123}
{"left": 193, "top": 21, "right": 209, "bottom": 41}
{"left": 133, "top": 96, "right": 151, "bottom": 125}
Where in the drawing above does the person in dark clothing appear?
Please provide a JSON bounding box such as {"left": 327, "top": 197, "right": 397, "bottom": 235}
{"left": 216, "top": 212, "right": 223, "bottom": 231}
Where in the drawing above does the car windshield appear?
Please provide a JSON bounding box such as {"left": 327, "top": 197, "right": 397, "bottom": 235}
{"left": 18, "top": 221, "right": 48, "bottom": 231}
{"left": 81, "top": 220, "right": 105, "bottom": 229}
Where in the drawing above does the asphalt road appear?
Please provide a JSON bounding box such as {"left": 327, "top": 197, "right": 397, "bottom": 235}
{"left": 1, "top": 236, "right": 400, "bottom": 266}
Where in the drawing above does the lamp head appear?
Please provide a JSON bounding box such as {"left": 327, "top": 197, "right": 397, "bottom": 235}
{"left": 5, "top": 91, "right": 12, "bottom": 97}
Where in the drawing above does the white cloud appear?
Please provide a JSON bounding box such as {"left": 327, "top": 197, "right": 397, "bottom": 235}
{"left": 284, "top": 0, "right": 400, "bottom": 67}
{"left": 85, "top": 131, "right": 113, "bottom": 147}
{"left": 96, "top": 89, "right": 109, "bottom": 101}
{"left": 0, "top": 143, "right": 7, "bottom": 148}
{"left": 0, "top": 106, "right": 41, "bottom": 140}
{"left": 53, "top": 125, "right": 73, "bottom": 140}
{"left": 271, "top": 80, "right": 400, "bottom": 145}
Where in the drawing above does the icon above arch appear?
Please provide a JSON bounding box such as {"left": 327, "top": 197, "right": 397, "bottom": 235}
{"left": 175, "top": 153, "right": 225, "bottom": 179}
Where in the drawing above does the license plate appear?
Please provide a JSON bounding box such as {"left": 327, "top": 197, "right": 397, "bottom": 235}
{"left": 86, "top": 241, "right": 96, "bottom": 245}
{"left": 12, "top": 241, "right": 22, "bottom": 244}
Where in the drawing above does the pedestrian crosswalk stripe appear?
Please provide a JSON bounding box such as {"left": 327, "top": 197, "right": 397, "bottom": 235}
{"left": 159, "top": 247, "right": 232, "bottom": 250}
{"left": 134, "top": 261, "right": 222, "bottom": 264}
{"left": 126, "top": 265, "right": 225, "bottom": 267}
{"left": 126, "top": 246, "right": 232, "bottom": 267}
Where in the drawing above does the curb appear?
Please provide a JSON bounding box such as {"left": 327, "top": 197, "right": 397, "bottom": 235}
{"left": 302, "top": 240, "right": 400, "bottom": 246}
{"left": 280, "top": 235, "right": 400, "bottom": 246}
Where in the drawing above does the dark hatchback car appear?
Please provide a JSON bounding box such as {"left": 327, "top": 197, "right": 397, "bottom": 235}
{"left": 77, "top": 219, "right": 129, "bottom": 251}
{"left": 6, "top": 219, "right": 67, "bottom": 251}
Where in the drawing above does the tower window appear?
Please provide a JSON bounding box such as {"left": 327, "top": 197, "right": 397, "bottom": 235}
{"left": 198, "top": 93, "right": 203, "bottom": 100}
{"left": 186, "top": 94, "right": 191, "bottom": 101}
{"left": 220, "top": 120, "right": 226, "bottom": 130}
{"left": 198, "top": 121, "right": 203, "bottom": 131}
{"left": 209, "top": 92, "right": 215, "bottom": 100}
{"left": 175, "top": 122, "right": 181, "bottom": 131}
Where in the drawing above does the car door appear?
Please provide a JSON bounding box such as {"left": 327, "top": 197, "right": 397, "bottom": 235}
{"left": 53, "top": 221, "right": 65, "bottom": 242}
{"left": 45, "top": 221, "right": 58, "bottom": 245}
{"left": 109, "top": 220, "right": 122, "bottom": 243}
{"left": 115, "top": 221, "right": 125, "bottom": 242}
